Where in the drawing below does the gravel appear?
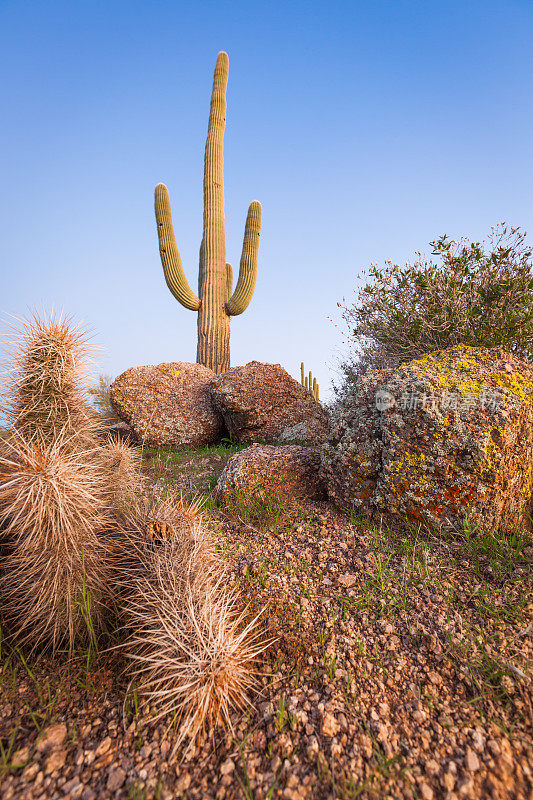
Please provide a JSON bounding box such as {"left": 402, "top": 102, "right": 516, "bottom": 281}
{"left": 0, "top": 449, "right": 531, "bottom": 799}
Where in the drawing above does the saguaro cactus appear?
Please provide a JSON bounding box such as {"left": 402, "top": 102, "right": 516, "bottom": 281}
{"left": 155, "top": 51, "right": 262, "bottom": 374}
{"left": 300, "top": 362, "right": 320, "bottom": 402}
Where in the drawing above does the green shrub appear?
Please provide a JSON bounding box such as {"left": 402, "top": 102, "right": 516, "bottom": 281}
{"left": 88, "top": 374, "right": 120, "bottom": 423}
{"left": 337, "top": 224, "right": 533, "bottom": 393}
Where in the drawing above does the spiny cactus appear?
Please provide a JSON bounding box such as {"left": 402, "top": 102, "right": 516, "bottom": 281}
{"left": 0, "top": 432, "right": 121, "bottom": 651}
{"left": 118, "top": 494, "right": 267, "bottom": 756}
{"left": 3, "top": 313, "right": 99, "bottom": 446}
{"left": 0, "top": 313, "right": 138, "bottom": 652}
{"left": 300, "top": 362, "right": 320, "bottom": 402}
{"left": 155, "top": 51, "right": 261, "bottom": 374}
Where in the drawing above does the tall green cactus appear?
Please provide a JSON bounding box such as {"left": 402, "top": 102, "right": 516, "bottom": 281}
{"left": 155, "top": 51, "right": 261, "bottom": 374}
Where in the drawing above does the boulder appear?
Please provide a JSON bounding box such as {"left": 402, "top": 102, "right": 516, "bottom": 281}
{"left": 105, "top": 421, "right": 138, "bottom": 444}
{"left": 216, "top": 444, "right": 326, "bottom": 505}
{"left": 321, "top": 345, "right": 533, "bottom": 533}
{"left": 210, "top": 361, "right": 329, "bottom": 446}
{"left": 110, "top": 362, "right": 224, "bottom": 448}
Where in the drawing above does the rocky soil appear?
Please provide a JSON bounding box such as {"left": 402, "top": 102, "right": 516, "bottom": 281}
{"left": 0, "top": 443, "right": 531, "bottom": 799}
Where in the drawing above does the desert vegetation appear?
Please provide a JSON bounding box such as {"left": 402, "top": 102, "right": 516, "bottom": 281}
{"left": 0, "top": 314, "right": 265, "bottom": 793}
{"left": 336, "top": 224, "right": 533, "bottom": 393}
{"left": 1, "top": 38, "right": 532, "bottom": 800}
{"left": 1, "top": 233, "right": 532, "bottom": 798}
{"left": 155, "top": 51, "right": 262, "bottom": 375}
{"left": 0, "top": 415, "right": 530, "bottom": 799}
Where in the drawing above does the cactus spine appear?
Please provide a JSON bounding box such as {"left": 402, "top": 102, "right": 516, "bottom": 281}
{"left": 300, "top": 362, "right": 320, "bottom": 402}
{"left": 155, "top": 52, "right": 261, "bottom": 374}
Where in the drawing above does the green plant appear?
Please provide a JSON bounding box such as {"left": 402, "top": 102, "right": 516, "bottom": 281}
{"left": 337, "top": 224, "right": 533, "bottom": 390}
{"left": 300, "top": 362, "right": 320, "bottom": 402}
{"left": 155, "top": 51, "right": 262, "bottom": 374}
{"left": 88, "top": 374, "right": 121, "bottom": 423}
{"left": 275, "top": 693, "right": 288, "bottom": 731}
{"left": 0, "top": 727, "right": 19, "bottom": 778}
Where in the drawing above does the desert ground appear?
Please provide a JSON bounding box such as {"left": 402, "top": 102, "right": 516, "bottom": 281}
{"left": 0, "top": 442, "right": 531, "bottom": 800}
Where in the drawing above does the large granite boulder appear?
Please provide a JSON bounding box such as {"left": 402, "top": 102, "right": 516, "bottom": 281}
{"left": 110, "top": 362, "right": 224, "bottom": 448}
{"left": 321, "top": 345, "right": 533, "bottom": 533}
{"left": 216, "top": 444, "right": 326, "bottom": 505}
{"left": 210, "top": 361, "right": 329, "bottom": 446}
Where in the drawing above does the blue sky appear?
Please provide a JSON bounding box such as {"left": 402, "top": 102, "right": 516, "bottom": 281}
{"left": 1, "top": 0, "right": 532, "bottom": 400}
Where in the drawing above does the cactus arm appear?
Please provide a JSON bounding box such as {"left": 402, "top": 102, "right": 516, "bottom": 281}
{"left": 226, "top": 201, "right": 262, "bottom": 316}
{"left": 225, "top": 262, "right": 233, "bottom": 302}
{"left": 155, "top": 183, "right": 200, "bottom": 311}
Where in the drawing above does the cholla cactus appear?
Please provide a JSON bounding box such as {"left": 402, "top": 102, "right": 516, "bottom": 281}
{"left": 155, "top": 52, "right": 262, "bottom": 374}
{"left": 300, "top": 362, "right": 320, "bottom": 402}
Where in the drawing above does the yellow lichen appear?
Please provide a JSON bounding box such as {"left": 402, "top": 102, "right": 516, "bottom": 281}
{"left": 411, "top": 345, "right": 533, "bottom": 406}
{"left": 388, "top": 449, "right": 437, "bottom": 498}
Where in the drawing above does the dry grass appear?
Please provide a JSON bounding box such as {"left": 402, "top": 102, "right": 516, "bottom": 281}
{"left": 88, "top": 373, "right": 121, "bottom": 423}
{"left": 117, "top": 494, "right": 269, "bottom": 757}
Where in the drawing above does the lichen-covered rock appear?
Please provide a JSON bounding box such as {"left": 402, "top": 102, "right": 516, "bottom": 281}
{"left": 216, "top": 444, "right": 326, "bottom": 505}
{"left": 110, "top": 363, "right": 223, "bottom": 448}
{"left": 104, "top": 421, "right": 138, "bottom": 444}
{"left": 321, "top": 345, "right": 533, "bottom": 533}
{"left": 210, "top": 361, "right": 329, "bottom": 446}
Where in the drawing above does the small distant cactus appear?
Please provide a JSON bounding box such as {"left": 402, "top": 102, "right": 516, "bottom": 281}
{"left": 301, "top": 362, "right": 320, "bottom": 402}
{"left": 155, "top": 52, "right": 261, "bottom": 374}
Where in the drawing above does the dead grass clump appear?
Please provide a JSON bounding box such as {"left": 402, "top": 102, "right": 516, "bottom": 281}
{"left": 118, "top": 495, "right": 268, "bottom": 755}
{"left": 88, "top": 373, "right": 121, "bottom": 423}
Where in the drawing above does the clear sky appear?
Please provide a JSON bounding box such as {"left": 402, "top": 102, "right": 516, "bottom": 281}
{"left": 1, "top": 0, "right": 532, "bottom": 401}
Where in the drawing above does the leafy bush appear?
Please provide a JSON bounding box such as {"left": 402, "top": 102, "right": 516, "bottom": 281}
{"left": 337, "top": 224, "right": 533, "bottom": 393}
